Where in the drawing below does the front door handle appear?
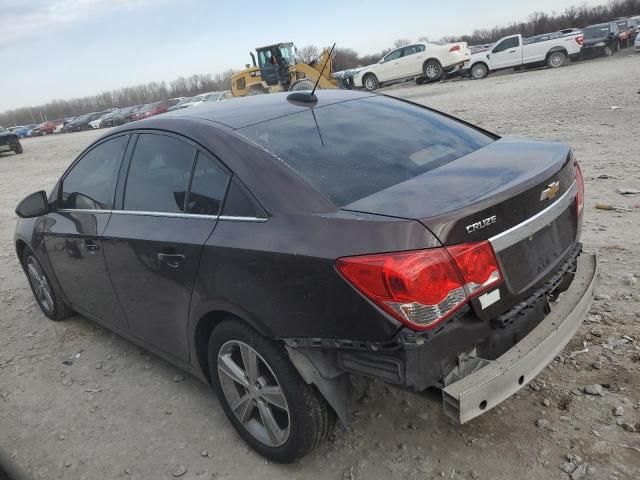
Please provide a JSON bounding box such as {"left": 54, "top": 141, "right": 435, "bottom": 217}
{"left": 157, "top": 253, "right": 186, "bottom": 268}
{"left": 82, "top": 240, "right": 100, "bottom": 252}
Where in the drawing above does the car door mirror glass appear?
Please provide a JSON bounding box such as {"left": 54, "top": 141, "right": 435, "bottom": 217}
{"left": 15, "top": 190, "right": 48, "bottom": 218}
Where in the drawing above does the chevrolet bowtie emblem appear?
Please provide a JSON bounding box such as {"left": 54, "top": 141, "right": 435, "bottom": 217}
{"left": 540, "top": 181, "right": 560, "bottom": 201}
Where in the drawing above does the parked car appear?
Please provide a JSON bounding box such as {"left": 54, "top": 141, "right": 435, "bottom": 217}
{"left": 130, "top": 98, "right": 181, "bottom": 121}
{"left": 14, "top": 90, "right": 594, "bottom": 463}
{"left": 64, "top": 111, "right": 110, "bottom": 132}
{"left": 0, "top": 126, "right": 23, "bottom": 155}
{"left": 167, "top": 97, "right": 196, "bottom": 111}
{"left": 89, "top": 110, "right": 120, "bottom": 129}
{"left": 14, "top": 124, "right": 38, "bottom": 138}
{"left": 30, "top": 120, "right": 63, "bottom": 136}
{"left": 351, "top": 42, "right": 470, "bottom": 90}
{"left": 204, "top": 91, "right": 233, "bottom": 103}
{"left": 610, "top": 18, "right": 633, "bottom": 45}
{"left": 635, "top": 30, "right": 640, "bottom": 51}
{"left": 581, "top": 22, "right": 621, "bottom": 57}
{"left": 631, "top": 16, "right": 640, "bottom": 39}
{"left": 110, "top": 106, "right": 143, "bottom": 126}
{"left": 172, "top": 92, "right": 224, "bottom": 109}
{"left": 465, "top": 31, "right": 583, "bottom": 79}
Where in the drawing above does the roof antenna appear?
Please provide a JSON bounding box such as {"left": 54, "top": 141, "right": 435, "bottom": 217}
{"left": 287, "top": 43, "right": 336, "bottom": 105}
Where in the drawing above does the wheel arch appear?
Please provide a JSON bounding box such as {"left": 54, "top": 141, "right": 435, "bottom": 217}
{"left": 423, "top": 57, "right": 443, "bottom": 69}
{"left": 192, "top": 308, "right": 273, "bottom": 384}
{"left": 546, "top": 46, "right": 569, "bottom": 57}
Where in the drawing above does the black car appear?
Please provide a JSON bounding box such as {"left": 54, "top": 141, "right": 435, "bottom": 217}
{"left": 103, "top": 106, "right": 139, "bottom": 127}
{"left": 581, "top": 21, "right": 621, "bottom": 56}
{"left": 14, "top": 90, "right": 596, "bottom": 463}
{"left": 111, "top": 105, "right": 144, "bottom": 126}
{"left": 0, "top": 126, "right": 23, "bottom": 155}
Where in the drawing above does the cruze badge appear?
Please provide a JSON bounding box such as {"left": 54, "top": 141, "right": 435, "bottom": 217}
{"left": 540, "top": 181, "right": 560, "bottom": 201}
{"left": 466, "top": 215, "right": 497, "bottom": 234}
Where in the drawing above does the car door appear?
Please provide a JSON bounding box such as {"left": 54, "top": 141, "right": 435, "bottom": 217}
{"left": 102, "top": 132, "right": 229, "bottom": 361}
{"left": 375, "top": 48, "right": 404, "bottom": 82}
{"left": 44, "top": 134, "right": 130, "bottom": 328}
{"left": 398, "top": 44, "right": 425, "bottom": 76}
{"left": 489, "top": 36, "right": 522, "bottom": 69}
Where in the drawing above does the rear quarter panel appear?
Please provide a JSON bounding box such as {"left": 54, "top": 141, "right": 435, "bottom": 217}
{"left": 190, "top": 212, "right": 440, "bottom": 342}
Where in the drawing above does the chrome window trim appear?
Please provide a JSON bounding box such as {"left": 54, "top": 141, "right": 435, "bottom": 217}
{"left": 56, "top": 208, "right": 113, "bottom": 214}
{"left": 54, "top": 208, "right": 266, "bottom": 222}
{"left": 489, "top": 180, "right": 577, "bottom": 253}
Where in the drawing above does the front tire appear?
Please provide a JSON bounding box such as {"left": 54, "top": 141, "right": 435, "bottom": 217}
{"left": 471, "top": 62, "right": 489, "bottom": 79}
{"left": 209, "top": 320, "right": 334, "bottom": 463}
{"left": 362, "top": 74, "right": 379, "bottom": 91}
{"left": 289, "top": 79, "right": 315, "bottom": 91}
{"left": 13, "top": 142, "right": 23, "bottom": 154}
{"left": 21, "top": 248, "right": 72, "bottom": 321}
{"left": 423, "top": 60, "right": 443, "bottom": 81}
{"left": 547, "top": 51, "right": 566, "bottom": 68}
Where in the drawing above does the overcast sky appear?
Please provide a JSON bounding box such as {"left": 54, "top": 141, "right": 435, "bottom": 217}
{"left": 0, "top": 0, "right": 601, "bottom": 111}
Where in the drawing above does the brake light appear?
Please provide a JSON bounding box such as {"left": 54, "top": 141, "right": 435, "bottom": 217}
{"left": 576, "top": 35, "right": 584, "bottom": 45}
{"left": 449, "top": 45, "right": 461, "bottom": 52}
{"left": 575, "top": 161, "right": 585, "bottom": 217}
{"left": 336, "top": 241, "right": 502, "bottom": 331}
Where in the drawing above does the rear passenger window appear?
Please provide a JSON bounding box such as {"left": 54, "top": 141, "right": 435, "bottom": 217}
{"left": 223, "top": 179, "right": 265, "bottom": 218}
{"left": 186, "top": 152, "right": 228, "bottom": 215}
{"left": 60, "top": 135, "right": 128, "bottom": 210}
{"left": 124, "top": 134, "right": 195, "bottom": 213}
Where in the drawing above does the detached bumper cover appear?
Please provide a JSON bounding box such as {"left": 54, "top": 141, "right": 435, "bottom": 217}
{"left": 442, "top": 252, "right": 597, "bottom": 424}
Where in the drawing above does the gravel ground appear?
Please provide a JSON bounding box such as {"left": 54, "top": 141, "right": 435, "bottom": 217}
{"left": 1, "top": 52, "right": 640, "bottom": 480}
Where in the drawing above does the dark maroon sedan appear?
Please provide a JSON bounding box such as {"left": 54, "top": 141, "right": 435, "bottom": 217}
{"left": 14, "top": 90, "right": 595, "bottom": 462}
{"left": 130, "top": 98, "right": 182, "bottom": 121}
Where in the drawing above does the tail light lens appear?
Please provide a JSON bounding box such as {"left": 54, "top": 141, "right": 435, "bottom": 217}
{"left": 449, "top": 45, "right": 461, "bottom": 52}
{"left": 576, "top": 35, "right": 584, "bottom": 45}
{"left": 336, "top": 241, "right": 502, "bottom": 331}
{"left": 575, "top": 160, "right": 585, "bottom": 217}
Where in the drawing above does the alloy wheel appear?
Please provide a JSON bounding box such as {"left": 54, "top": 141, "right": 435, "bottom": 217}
{"left": 425, "top": 64, "right": 440, "bottom": 79}
{"left": 364, "top": 77, "right": 376, "bottom": 90}
{"left": 217, "top": 340, "right": 290, "bottom": 447}
{"left": 25, "top": 256, "right": 54, "bottom": 314}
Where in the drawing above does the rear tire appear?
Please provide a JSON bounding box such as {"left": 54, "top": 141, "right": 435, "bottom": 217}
{"left": 603, "top": 45, "right": 613, "bottom": 57}
{"left": 21, "top": 247, "right": 72, "bottom": 321}
{"left": 208, "top": 320, "right": 334, "bottom": 463}
{"left": 362, "top": 74, "right": 379, "bottom": 91}
{"left": 547, "top": 51, "right": 566, "bottom": 68}
{"left": 14, "top": 142, "right": 23, "bottom": 154}
{"left": 423, "top": 60, "right": 443, "bottom": 81}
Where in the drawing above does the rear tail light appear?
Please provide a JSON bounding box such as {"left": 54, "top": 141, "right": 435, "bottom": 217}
{"left": 575, "top": 160, "right": 585, "bottom": 217}
{"left": 576, "top": 35, "right": 584, "bottom": 45}
{"left": 336, "top": 241, "right": 502, "bottom": 331}
{"left": 449, "top": 45, "right": 461, "bottom": 52}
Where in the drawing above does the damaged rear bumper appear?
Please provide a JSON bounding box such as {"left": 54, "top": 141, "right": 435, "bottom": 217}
{"left": 442, "top": 251, "right": 597, "bottom": 423}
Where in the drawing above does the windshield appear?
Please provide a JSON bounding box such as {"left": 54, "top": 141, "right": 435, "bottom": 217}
{"left": 238, "top": 96, "right": 493, "bottom": 206}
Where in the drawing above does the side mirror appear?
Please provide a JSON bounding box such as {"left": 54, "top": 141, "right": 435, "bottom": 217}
{"left": 16, "top": 191, "right": 48, "bottom": 218}
{"left": 378, "top": 59, "right": 385, "bottom": 64}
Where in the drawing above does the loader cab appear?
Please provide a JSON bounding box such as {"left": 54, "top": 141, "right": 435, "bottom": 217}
{"left": 256, "top": 43, "right": 294, "bottom": 87}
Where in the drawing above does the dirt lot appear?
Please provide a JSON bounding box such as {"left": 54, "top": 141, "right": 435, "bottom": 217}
{"left": 1, "top": 53, "right": 640, "bottom": 480}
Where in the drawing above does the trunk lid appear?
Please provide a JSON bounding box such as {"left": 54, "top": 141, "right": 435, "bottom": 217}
{"left": 344, "top": 138, "right": 580, "bottom": 310}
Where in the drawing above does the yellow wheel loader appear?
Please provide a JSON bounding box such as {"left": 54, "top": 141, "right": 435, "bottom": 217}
{"left": 230, "top": 42, "right": 337, "bottom": 97}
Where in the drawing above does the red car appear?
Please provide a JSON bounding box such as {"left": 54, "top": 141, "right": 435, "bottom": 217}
{"left": 30, "top": 120, "right": 63, "bottom": 136}
{"left": 130, "top": 98, "right": 181, "bottom": 121}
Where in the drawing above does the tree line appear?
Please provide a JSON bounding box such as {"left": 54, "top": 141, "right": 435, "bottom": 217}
{"left": 2, "top": 0, "right": 639, "bottom": 127}
{"left": 1, "top": 70, "right": 234, "bottom": 127}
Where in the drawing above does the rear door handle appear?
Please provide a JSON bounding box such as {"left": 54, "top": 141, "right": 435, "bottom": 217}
{"left": 157, "top": 253, "right": 186, "bottom": 268}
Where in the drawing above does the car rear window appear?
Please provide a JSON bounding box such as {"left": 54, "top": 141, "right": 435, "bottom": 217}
{"left": 237, "top": 96, "right": 494, "bottom": 206}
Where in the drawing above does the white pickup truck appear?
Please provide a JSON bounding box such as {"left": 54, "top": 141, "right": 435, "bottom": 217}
{"left": 466, "top": 31, "right": 583, "bottom": 79}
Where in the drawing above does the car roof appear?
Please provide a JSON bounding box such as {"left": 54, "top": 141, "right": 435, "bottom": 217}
{"left": 158, "top": 89, "right": 374, "bottom": 129}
